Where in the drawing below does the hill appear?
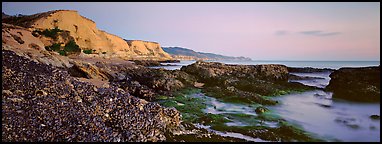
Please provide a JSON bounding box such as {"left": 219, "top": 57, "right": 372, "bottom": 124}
{"left": 162, "top": 47, "right": 252, "bottom": 61}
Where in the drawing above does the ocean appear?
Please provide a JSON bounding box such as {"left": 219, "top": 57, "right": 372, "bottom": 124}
{"left": 150, "top": 60, "right": 380, "bottom": 141}
{"left": 150, "top": 60, "right": 380, "bottom": 70}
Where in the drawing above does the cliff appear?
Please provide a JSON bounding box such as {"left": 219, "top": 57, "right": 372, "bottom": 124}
{"left": 2, "top": 23, "right": 73, "bottom": 68}
{"left": 125, "top": 40, "right": 172, "bottom": 60}
{"left": 162, "top": 47, "right": 252, "bottom": 61}
{"left": 2, "top": 10, "right": 172, "bottom": 60}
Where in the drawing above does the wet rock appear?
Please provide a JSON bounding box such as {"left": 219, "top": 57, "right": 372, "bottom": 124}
{"left": 158, "top": 60, "right": 181, "bottom": 63}
{"left": 181, "top": 61, "right": 289, "bottom": 82}
{"left": 255, "top": 106, "right": 269, "bottom": 114}
{"left": 326, "top": 66, "right": 380, "bottom": 102}
{"left": 370, "top": 115, "right": 380, "bottom": 120}
{"left": 315, "top": 103, "right": 332, "bottom": 108}
{"left": 287, "top": 67, "right": 334, "bottom": 73}
{"left": 164, "top": 122, "right": 247, "bottom": 142}
{"left": 203, "top": 86, "right": 277, "bottom": 105}
{"left": 181, "top": 61, "right": 313, "bottom": 105}
{"left": 112, "top": 66, "right": 196, "bottom": 101}
{"left": 334, "top": 117, "right": 360, "bottom": 129}
{"left": 288, "top": 74, "right": 325, "bottom": 80}
{"left": 130, "top": 60, "right": 161, "bottom": 67}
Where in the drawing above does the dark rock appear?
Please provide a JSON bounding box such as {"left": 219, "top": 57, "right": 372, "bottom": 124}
{"left": 129, "top": 60, "right": 181, "bottom": 67}
{"left": 181, "top": 61, "right": 314, "bottom": 105}
{"left": 130, "top": 60, "right": 161, "bottom": 67}
{"left": 326, "top": 66, "right": 380, "bottom": 102}
{"left": 255, "top": 106, "right": 269, "bottom": 114}
{"left": 158, "top": 60, "right": 180, "bottom": 63}
{"left": 164, "top": 122, "right": 247, "bottom": 142}
{"left": 2, "top": 50, "right": 182, "bottom": 142}
{"left": 334, "top": 117, "right": 360, "bottom": 129}
{"left": 287, "top": 67, "right": 334, "bottom": 73}
{"left": 315, "top": 103, "right": 332, "bottom": 108}
{"left": 182, "top": 61, "right": 289, "bottom": 82}
{"left": 109, "top": 65, "right": 197, "bottom": 101}
{"left": 288, "top": 74, "right": 325, "bottom": 80}
{"left": 203, "top": 86, "right": 278, "bottom": 105}
{"left": 370, "top": 115, "right": 380, "bottom": 120}
{"left": 2, "top": 12, "right": 10, "bottom": 19}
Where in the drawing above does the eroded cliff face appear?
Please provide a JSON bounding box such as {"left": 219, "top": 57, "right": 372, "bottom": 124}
{"left": 125, "top": 40, "right": 172, "bottom": 60}
{"left": 2, "top": 23, "right": 73, "bottom": 68}
{"left": 3, "top": 10, "right": 172, "bottom": 60}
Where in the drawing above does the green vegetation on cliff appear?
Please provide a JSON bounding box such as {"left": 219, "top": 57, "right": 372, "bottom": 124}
{"left": 45, "top": 40, "right": 81, "bottom": 56}
{"left": 33, "top": 27, "right": 63, "bottom": 40}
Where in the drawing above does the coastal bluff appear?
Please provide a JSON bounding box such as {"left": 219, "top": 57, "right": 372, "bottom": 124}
{"left": 2, "top": 10, "right": 172, "bottom": 60}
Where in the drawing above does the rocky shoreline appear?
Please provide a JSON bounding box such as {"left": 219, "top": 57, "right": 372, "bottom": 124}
{"left": 2, "top": 50, "right": 182, "bottom": 142}
{"left": 3, "top": 48, "right": 380, "bottom": 141}
{"left": 2, "top": 9, "right": 379, "bottom": 142}
{"left": 1, "top": 48, "right": 318, "bottom": 141}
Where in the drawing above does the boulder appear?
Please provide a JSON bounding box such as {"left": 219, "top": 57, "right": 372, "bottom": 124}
{"left": 255, "top": 106, "right": 269, "bottom": 114}
{"left": 69, "top": 60, "right": 111, "bottom": 81}
{"left": 181, "top": 61, "right": 311, "bottom": 105}
{"left": 370, "top": 115, "right": 380, "bottom": 120}
{"left": 326, "top": 66, "right": 380, "bottom": 102}
{"left": 110, "top": 66, "right": 197, "bottom": 101}
{"left": 181, "top": 61, "right": 289, "bottom": 82}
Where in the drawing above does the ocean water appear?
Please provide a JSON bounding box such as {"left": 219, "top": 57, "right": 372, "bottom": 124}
{"left": 187, "top": 71, "right": 380, "bottom": 142}
{"left": 150, "top": 60, "right": 380, "bottom": 70}
{"left": 150, "top": 60, "right": 380, "bottom": 141}
{"left": 270, "top": 72, "right": 380, "bottom": 142}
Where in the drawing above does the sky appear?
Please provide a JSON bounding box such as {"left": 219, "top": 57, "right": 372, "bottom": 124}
{"left": 2, "top": 2, "right": 380, "bottom": 61}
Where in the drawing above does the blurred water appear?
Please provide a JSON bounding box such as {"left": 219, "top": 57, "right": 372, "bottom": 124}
{"left": 270, "top": 72, "right": 380, "bottom": 142}
{"left": 288, "top": 72, "right": 332, "bottom": 88}
{"left": 157, "top": 61, "right": 380, "bottom": 142}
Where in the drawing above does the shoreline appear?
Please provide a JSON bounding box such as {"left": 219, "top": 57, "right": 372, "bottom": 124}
{"left": 2, "top": 49, "right": 380, "bottom": 142}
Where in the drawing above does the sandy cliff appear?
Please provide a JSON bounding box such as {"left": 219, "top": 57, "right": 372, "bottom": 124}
{"left": 3, "top": 10, "right": 172, "bottom": 60}
{"left": 125, "top": 40, "right": 172, "bottom": 60}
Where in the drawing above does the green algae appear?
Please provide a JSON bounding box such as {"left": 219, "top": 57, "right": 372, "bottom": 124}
{"left": 157, "top": 88, "right": 226, "bottom": 123}
{"left": 266, "top": 88, "right": 311, "bottom": 97}
{"left": 157, "top": 87, "right": 322, "bottom": 142}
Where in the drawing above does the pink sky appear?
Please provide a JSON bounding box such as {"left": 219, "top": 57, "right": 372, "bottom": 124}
{"left": 2, "top": 2, "right": 380, "bottom": 61}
